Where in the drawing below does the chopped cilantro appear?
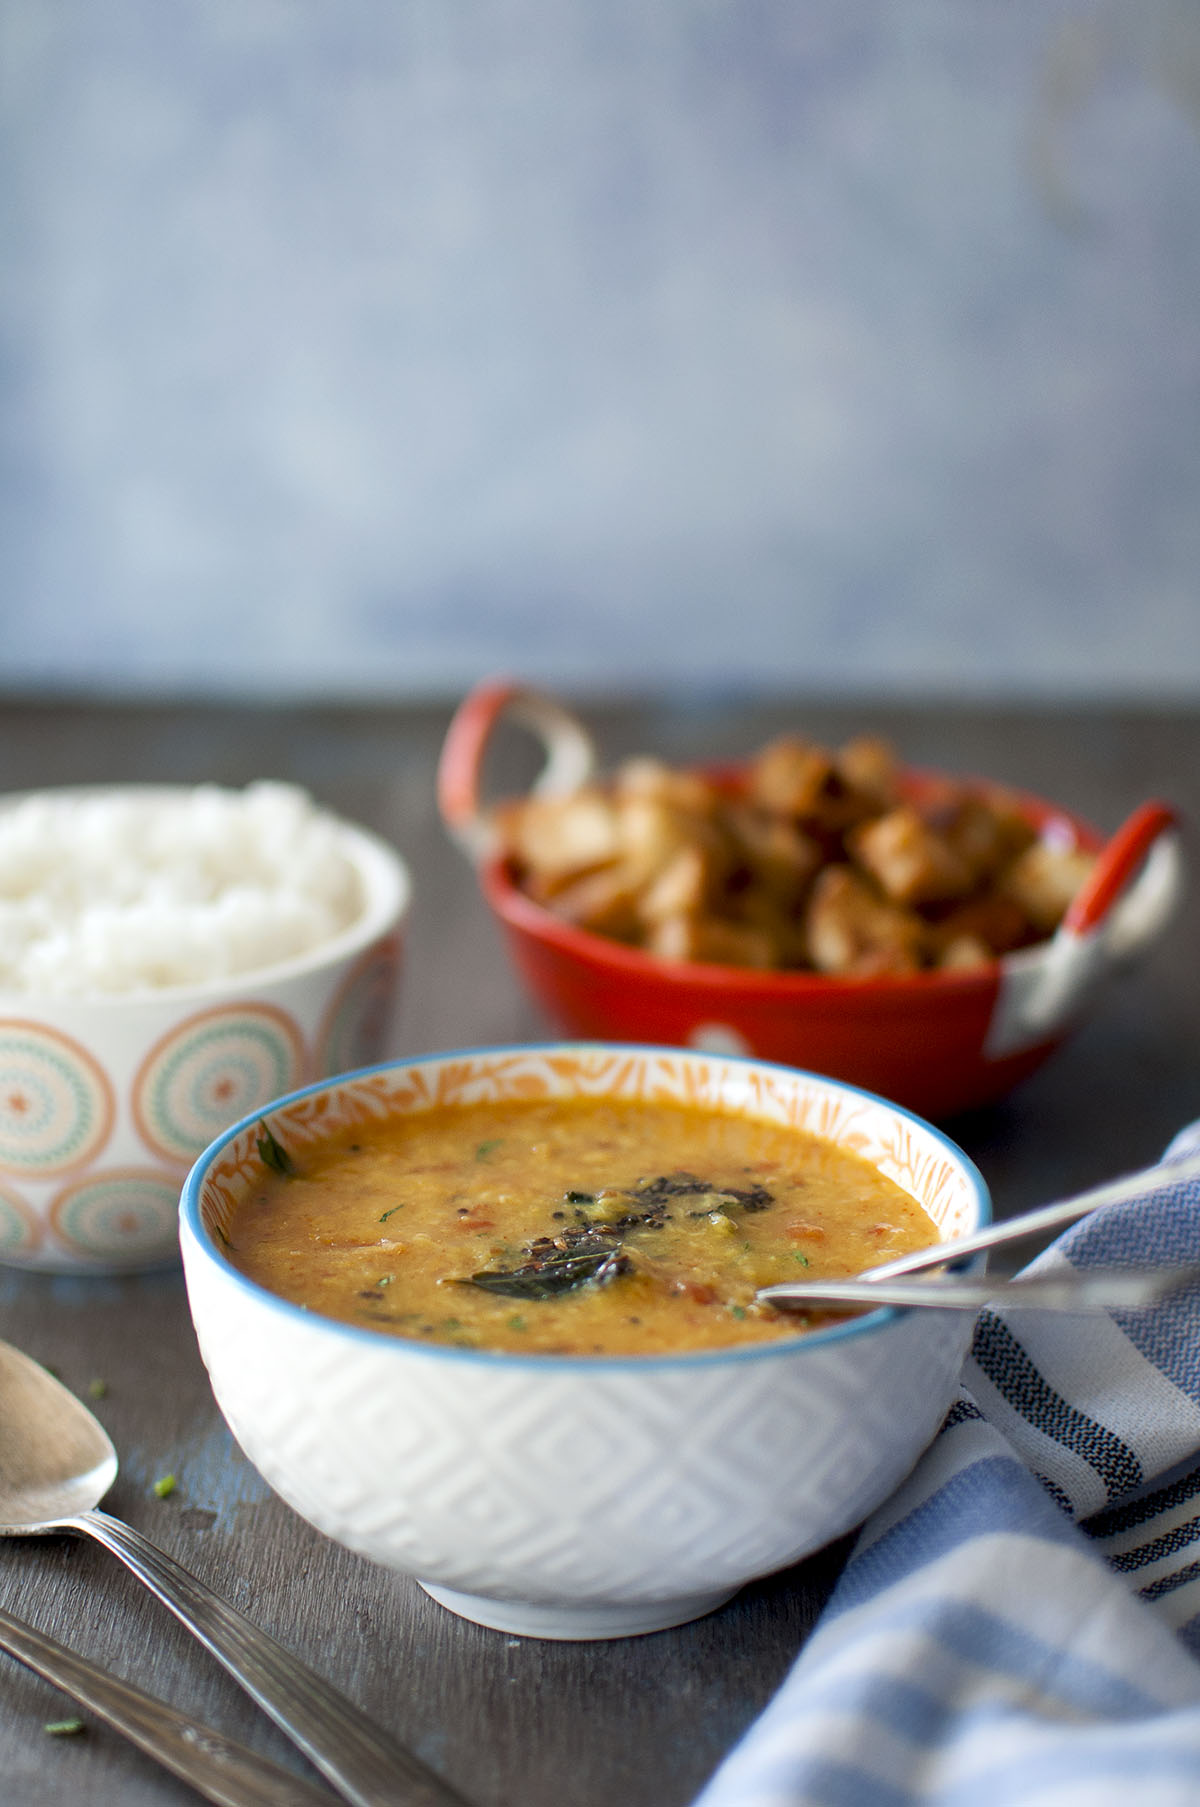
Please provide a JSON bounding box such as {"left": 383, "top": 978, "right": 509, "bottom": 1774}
{"left": 86, "top": 1377, "right": 108, "bottom": 1400}
{"left": 475, "top": 1139, "right": 503, "bottom": 1160}
{"left": 378, "top": 1204, "right": 405, "bottom": 1223}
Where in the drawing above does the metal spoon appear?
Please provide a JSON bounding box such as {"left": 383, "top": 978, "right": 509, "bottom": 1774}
{"left": 757, "top": 1147, "right": 1200, "bottom": 1315}
{"left": 853, "top": 1147, "right": 1200, "bottom": 1285}
{"left": 756, "top": 1264, "right": 1200, "bottom": 1315}
{"left": 0, "top": 1339, "right": 471, "bottom": 1807}
{"left": 0, "top": 1601, "right": 338, "bottom": 1806}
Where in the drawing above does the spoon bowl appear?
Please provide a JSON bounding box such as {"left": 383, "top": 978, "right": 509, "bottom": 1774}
{"left": 0, "top": 1346, "right": 117, "bottom": 1525}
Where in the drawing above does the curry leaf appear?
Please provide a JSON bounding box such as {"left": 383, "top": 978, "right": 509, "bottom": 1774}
{"left": 256, "top": 1120, "right": 295, "bottom": 1177}
{"left": 462, "top": 1247, "right": 633, "bottom": 1300}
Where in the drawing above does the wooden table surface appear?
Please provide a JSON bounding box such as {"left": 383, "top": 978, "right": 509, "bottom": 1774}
{"left": 0, "top": 694, "right": 1196, "bottom": 1807}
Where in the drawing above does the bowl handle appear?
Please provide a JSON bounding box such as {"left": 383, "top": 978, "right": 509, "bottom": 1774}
{"left": 1061, "top": 800, "right": 1181, "bottom": 941}
{"left": 437, "top": 677, "right": 598, "bottom": 861}
{"left": 984, "top": 799, "right": 1184, "bottom": 1059}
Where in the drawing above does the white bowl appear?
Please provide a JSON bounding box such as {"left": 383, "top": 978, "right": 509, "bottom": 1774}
{"left": 0, "top": 789, "right": 411, "bottom": 1274}
{"left": 180, "top": 1044, "right": 988, "bottom": 1641}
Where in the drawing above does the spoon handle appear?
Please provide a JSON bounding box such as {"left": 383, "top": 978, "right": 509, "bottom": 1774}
{"left": 64, "top": 1509, "right": 471, "bottom": 1807}
{"left": 0, "top": 1602, "right": 336, "bottom": 1806}
{"left": 758, "top": 1264, "right": 1200, "bottom": 1315}
{"left": 860, "top": 1148, "right": 1200, "bottom": 1282}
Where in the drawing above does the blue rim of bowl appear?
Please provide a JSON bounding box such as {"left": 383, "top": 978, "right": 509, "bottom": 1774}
{"left": 179, "top": 1042, "right": 992, "bottom": 1373}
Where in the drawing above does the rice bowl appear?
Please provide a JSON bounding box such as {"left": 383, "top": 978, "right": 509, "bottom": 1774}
{"left": 0, "top": 783, "right": 411, "bottom": 1274}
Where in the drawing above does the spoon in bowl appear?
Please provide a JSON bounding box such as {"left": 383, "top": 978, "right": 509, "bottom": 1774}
{"left": 757, "top": 1147, "right": 1200, "bottom": 1315}
{"left": 756, "top": 1263, "right": 1200, "bottom": 1315}
{"left": 0, "top": 1338, "right": 471, "bottom": 1807}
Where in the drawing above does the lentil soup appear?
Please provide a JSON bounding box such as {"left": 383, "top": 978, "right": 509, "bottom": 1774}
{"left": 226, "top": 1097, "right": 939, "bottom": 1355}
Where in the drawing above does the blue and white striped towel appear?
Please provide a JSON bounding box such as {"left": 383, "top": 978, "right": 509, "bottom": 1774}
{"left": 694, "top": 1124, "right": 1200, "bottom": 1807}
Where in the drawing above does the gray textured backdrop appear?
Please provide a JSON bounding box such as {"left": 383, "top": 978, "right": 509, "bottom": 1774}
{"left": 3, "top": 1, "right": 1198, "bottom": 698}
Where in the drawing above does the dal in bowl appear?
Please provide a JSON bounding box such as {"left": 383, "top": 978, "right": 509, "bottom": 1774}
{"left": 181, "top": 1042, "right": 988, "bottom": 1639}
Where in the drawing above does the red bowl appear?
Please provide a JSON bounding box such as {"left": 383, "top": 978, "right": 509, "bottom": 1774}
{"left": 440, "top": 681, "right": 1182, "bottom": 1120}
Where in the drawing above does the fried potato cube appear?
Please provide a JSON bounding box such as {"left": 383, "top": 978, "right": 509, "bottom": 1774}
{"left": 836, "top": 736, "right": 900, "bottom": 810}
{"left": 645, "top": 913, "right": 778, "bottom": 969}
{"left": 942, "top": 797, "right": 1025, "bottom": 886}
{"left": 923, "top": 893, "right": 1036, "bottom": 960}
{"left": 614, "top": 794, "right": 723, "bottom": 888}
{"left": 805, "top": 866, "right": 925, "bottom": 976}
{"left": 614, "top": 757, "right": 716, "bottom": 816}
{"left": 724, "top": 805, "right": 823, "bottom": 907}
{"left": 1000, "top": 841, "right": 1097, "bottom": 937}
{"left": 747, "top": 736, "right": 836, "bottom": 818}
{"left": 501, "top": 789, "right": 621, "bottom": 882}
{"left": 920, "top": 791, "right": 1037, "bottom": 886}
{"left": 933, "top": 933, "right": 995, "bottom": 972}
{"left": 725, "top": 889, "right": 810, "bottom": 967}
{"left": 848, "top": 806, "right": 974, "bottom": 907}
{"left": 637, "top": 845, "right": 717, "bottom": 924}
{"left": 539, "top": 863, "right": 643, "bottom": 939}
{"left": 749, "top": 736, "right": 884, "bottom": 838}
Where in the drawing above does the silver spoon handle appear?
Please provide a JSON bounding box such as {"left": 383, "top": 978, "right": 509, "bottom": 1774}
{"left": 758, "top": 1264, "right": 1200, "bottom": 1314}
{"left": 0, "top": 1602, "right": 336, "bottom": 1806}
{"left": 861, "top": 1148, "right": 1200, "bottom": 1282}
{"left": 64, "top": 1509, "right": 470, "bottom": 1807}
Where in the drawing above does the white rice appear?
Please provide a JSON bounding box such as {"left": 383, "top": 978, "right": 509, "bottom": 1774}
{"left": 0, "top": 782, "right": 366, "bottom": 995}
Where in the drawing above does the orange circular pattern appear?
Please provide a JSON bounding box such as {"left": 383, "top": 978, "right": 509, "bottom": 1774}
{"left": 133, "top": 1003, "right": 305, "bottom": 1165}
{"left": 0, "top": 1019, "right": 115, "bottom": 1177}
{"left": 50, "top": 1166, "right": 182, "bottom": 1262}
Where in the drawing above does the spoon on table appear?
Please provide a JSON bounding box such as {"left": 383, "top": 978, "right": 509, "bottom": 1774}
{"left": 757, "top": 1147, "right": 1200, "bottom": 1316}
{"left": 0, "top": 1339, "right": 472, "bottom": 1807}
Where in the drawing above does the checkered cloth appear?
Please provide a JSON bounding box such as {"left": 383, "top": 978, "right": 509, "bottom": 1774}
{"left": 693, "top": 1125, "right": 1200, "bottom": 1807}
